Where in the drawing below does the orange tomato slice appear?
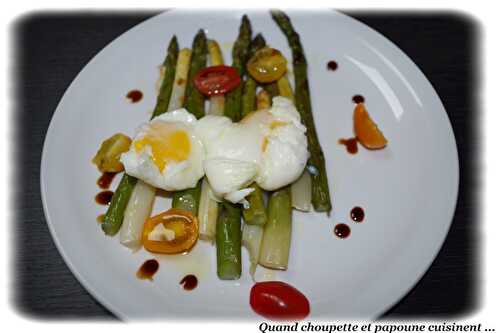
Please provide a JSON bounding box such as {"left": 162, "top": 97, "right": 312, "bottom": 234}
{"left": 353, "top": 103, "right": 388, "bottom": 149}
{"left": 142, "top": 208, "right": 199, "bottom": 254}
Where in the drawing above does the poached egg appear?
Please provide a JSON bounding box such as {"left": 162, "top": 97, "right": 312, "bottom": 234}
{"left": 121, "top": 97, "right": 309, "bottom": 204}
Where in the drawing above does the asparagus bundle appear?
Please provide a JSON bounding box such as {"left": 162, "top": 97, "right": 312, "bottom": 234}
{"left": 216, "top": 16, "right": 253, "bottom": 280}
{"left": 120, "top": 47, "right": 193, "bottom": 248}
{"left": 102, "top": 36, "right": 179, "bottom": 236}
{"left": 271, "top": 10, "right": 332, "bottom": 213}
{"left": 172, "top": 29, "right": 208, "bottom": 215}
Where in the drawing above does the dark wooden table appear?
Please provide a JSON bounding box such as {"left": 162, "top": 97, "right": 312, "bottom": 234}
{"left": 13, "top": 11, "right": 479, "bottom": 319}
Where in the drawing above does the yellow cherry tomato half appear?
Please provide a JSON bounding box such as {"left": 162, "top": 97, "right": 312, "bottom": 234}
{"left": 247, "top": 47, "right": 288, "bottom": 83}
{"left": 142, "top": 208, "right": 199, "bottom": 254}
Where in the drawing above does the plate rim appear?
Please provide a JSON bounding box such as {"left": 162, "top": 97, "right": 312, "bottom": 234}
{"left": 40, "top": 9, "right": 460, "bottom": 320}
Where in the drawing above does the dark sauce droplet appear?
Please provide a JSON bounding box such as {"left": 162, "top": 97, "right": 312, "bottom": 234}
{"left": 338, "top": 138, "right": 358, "bottom": 154}
{"left": 137, "top": 259, "right": 159, "bottom": 280}
{"left": 334, "top": 223, "right": 351, "bottom": 239}
{"left": 180, "top": 274, "right": 198, "bottom": 291}
{"left": 327, "top": 60, "right": 338, "bottom": 71}
{"left": 126, "top": 90, "right": 143, "bottom": 103}
{"left": 350, "top": 206, "right": 365, "bottom": 223}
{"left": 96, "top": 214, "right": 105, "bottom": 223}
{"left": 95, "top": 190, "right": 113, "bottom": 205}
{"left": 97, "top": 172, "right": 117, "bottom": 190}
{"left": 352, "top": 95, "right": 365, "bottom": 104}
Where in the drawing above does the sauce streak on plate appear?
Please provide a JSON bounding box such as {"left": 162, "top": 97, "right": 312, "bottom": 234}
{"left": 327, "top": 60, "right": 338, "bottom": 71}
{"left": 97, "top": 172, "right": 117, "bottom": 189}
{"left": 338, "top": 138, "right": 358, "bottom": 154}
{"left": 350, "top": 206, "right": 365, "bottom": 223}
{"left": 126, "top": 90, "right": 143, "bottom": 103}
{"left": 352, "top": 94, "right": 365, "bottom": 104}
{"left": 334, "top": 223, "right": 351, "bottom": 239}
{"left": 95, "top": 191, "right": 113, "bottom": 205}
{"left": 137, "top": 259, "right": 159, "bottom": 280}
{"left": 180, "top": 274, "right": 198, "bottom": 290}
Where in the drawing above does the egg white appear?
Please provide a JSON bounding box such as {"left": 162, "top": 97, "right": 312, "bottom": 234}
{"left": 196, "top": 96, "right": 309, "bottom": 203}
{"left": 121, "top": 109, "right": 205, "bottom": 191}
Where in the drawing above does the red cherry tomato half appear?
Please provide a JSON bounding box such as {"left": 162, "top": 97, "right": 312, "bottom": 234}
{"left": 250, "top": 281, "right": 310, "bottom": 320}
{"left": 193, "top": 65, "right": 241, "bottom": 96}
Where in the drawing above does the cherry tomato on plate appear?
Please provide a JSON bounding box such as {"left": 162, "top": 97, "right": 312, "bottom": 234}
{"left": 250, "top": 281, "right": 310, "bottom": 320}
{"left": 193, "top": 65, "right": 241, "bottom": 96}
{"left": 246, "top": 47, "right": 288, "bottom": 83}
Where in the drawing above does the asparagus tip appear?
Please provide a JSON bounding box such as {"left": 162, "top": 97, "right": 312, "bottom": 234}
{"left": 195, "top": 28, "right": 206, "bottom": 37}
{"left": 168, "top": 35, "right": 179, "bottom": 51}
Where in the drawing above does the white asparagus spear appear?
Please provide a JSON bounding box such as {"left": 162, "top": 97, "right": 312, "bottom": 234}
{"left": 198, "top": 40, "right": 225, "bottom": 240}
{"left": 278, "top": 75, "right": 312, "bottom": 211}
{"left": 167, "top": 48, "right": 192, "bottom": 111}
{"left": 207, "top": 40, "right": 225, "bottom": 115}
{"left": 119, "top": 180, "right": 156, "bottom": 250}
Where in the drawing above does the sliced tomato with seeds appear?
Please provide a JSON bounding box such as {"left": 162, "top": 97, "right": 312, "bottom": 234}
{"left": 193, "top": 65, "right": 241, "bottom": 96}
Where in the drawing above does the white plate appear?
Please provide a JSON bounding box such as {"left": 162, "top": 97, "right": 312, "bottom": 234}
{"left": 41, "top": 10, "right": 459, "bottom": 320}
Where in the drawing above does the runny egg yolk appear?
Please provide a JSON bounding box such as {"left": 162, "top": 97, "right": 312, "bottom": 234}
{"left": 270, "top": 120, "right": 288, "bottom": 129}
{"left": 261, "top": 137, "right": 269, "bottom": 152}
{"left": 134, "top": 122, "right": 191, "bottom": 172}
{"left": 262, "top": 121, "right": 289, "bottom": 152}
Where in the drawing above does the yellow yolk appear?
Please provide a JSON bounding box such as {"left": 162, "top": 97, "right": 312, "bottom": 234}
{"left": 134, "top": 122, "right": 191, "bottom": 172}
{"left": 270, "top": 120, "right": 288, "bottom": 129}
{"left": 261, "top": 136, "right": 269, "bottom": 152}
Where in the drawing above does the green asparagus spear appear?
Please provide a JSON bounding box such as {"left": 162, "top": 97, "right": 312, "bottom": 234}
{"left": 171, "top": 29, "right": 208, "bottom": 215}
{"left": 271, "top": 10, "right": 332, "bottom": 213}
{"left": 242, "top": 183, "right": 267, "bottom": 226}
{"left": 224, "top": 15, "right": 252, "bottom": 121}
{"left": 241, "top": 34, "right": 268, "bottom": 225}
{"left": 152, "top": 36, "right": 179, "bottom": 119}
{"left": 216, "top": 16, "right": 253, "bottom": 280}
{"left": 102, "top": 174, "right": 138, "bottom": 235}
{"left": 259, "top": 187, "right": 292, "bottom": 270}
{"left": 262, "top": 82, "right": 279, "bottom": 99}
{"left": 172, "top": 182, "right": 202, "bottom": 215}
{"left": 102, "top": 36, "right": 179, "bottom": 236}
{"left": 241, "top": 34, "right": 266, "bottom": 118}
{"left": 216, "top": 202, "right": 242, "bottom": 279}
{"left": 184, "top": 29, "right": 208, "bottom": 120}
{"left": 241, "top": 78, "right": 257, "bottom": 118}
{"left": 242, "top": 77, "right": 271, "bottom": 279}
